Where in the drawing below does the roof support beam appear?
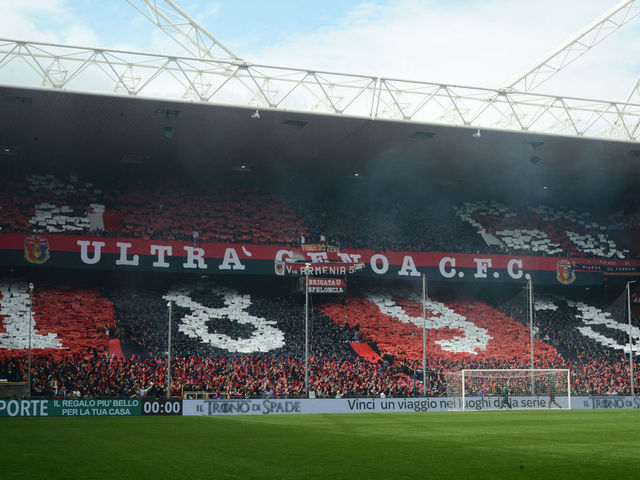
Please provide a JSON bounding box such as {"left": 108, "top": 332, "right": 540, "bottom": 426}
{"left": 125, "top": 0, "right": 241, "bottom": 61}
{"left": 1, "top": 38, "right": 639, "bottom": 141}
{"left": 504, "top": 0, "right": 640, "bottom": 92}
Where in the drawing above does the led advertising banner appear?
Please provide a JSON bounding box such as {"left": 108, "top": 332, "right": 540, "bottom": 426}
{"left": 182, "top": 395, "right": 640, "bottom": 416}
{"left": 0, "top": 398, "right": 141, "bottom": 417}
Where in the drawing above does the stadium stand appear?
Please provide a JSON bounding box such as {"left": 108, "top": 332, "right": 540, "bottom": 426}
{"left": 456, "top": 201, "right": 630, "bottom": 259}
{"left": 319, "top": 291, "right": 561, "bottom": 364}
{"left": 1, "top": 169, "right": 639, "bottom": 399}
{"left": 0, "top": 173, "right": 308, "bottom": 244}
{"left": 0, "top": 174, "right": 103, "bottom": 234}
{"left": 2, "top": 172, "right": 635, "bottom": 258}
{"left": 0, "top": 354, "right": 420, "bottom": 399}
{"left": 293, "top": 191, "right": 489, "bottom": 252}
{"left": 104, "top": 179, "right": 307, "bottom": 244}
{"left": 1, "top": 278, "right": 638, "bottom": 397}
{"left": 0, "top": 281, "right": 114, "bottom": 360}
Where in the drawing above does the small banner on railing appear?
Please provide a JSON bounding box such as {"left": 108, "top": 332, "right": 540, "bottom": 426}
{"left": 304, "top": 277, "right": 347, "bottom": 294}
{"left": 276, "top": 260, "right": 365, "bottom": 277}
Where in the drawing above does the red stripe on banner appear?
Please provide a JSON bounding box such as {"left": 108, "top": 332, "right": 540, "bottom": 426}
{"left": 1, "top": 232, "right": 639, "bottom": 272}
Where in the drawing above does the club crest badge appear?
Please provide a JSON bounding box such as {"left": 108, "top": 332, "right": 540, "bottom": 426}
{"left": 556, "top": 259, "right": 576, "bottom": 285}
{"left": 24, "top": 236, "right": 50, "bottom": 264}
{"left": 274, "top": 260, "right": 285, "bottom": 276}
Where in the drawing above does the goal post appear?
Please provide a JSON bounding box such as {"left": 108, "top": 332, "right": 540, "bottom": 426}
{"left": 443, "top": 369, "right": 571, "bottom": 411}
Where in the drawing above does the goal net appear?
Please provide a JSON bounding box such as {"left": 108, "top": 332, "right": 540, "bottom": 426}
{"left": 443, "top": 369, "right": 571, "bottom": 411}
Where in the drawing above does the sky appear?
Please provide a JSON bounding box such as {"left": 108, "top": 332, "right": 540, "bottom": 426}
{"left": 1, "top": 0, "right": 640, "bottom": 102}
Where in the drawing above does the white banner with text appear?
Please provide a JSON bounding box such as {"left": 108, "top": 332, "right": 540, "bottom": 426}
{"left": 182, "top": 395, "right": 640, "bottom": 416}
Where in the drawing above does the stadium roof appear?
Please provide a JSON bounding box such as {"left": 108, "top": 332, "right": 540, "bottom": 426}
{"left": 1, "top": 85, "right": 637, "bottom": 205}
{"left": 2, "top": 1, "right": 640, "bottom": 206}
{"left": 1, "top": 1, "right": 640, "bottom": 143}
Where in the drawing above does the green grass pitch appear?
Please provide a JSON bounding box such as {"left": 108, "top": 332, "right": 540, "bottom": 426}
{"left": 1, "top": 410, "right": 639, "bottom": 479}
